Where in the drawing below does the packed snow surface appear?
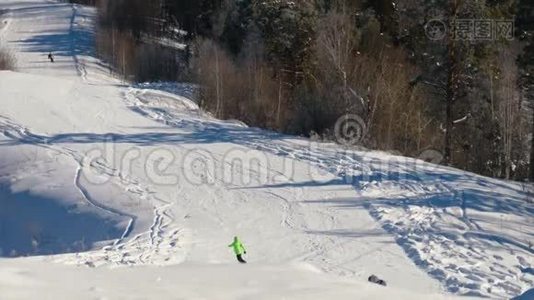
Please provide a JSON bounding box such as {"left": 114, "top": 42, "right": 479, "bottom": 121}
{"left": 0, "top": 1, "right": 532, "bottom": 299}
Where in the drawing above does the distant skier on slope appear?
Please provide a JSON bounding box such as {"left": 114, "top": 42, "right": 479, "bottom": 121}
{"left": 228, "top": 236, "right": 247, "bottom": 263}
{"left": 47, "top": 52, "right": 54, "bottom": 63}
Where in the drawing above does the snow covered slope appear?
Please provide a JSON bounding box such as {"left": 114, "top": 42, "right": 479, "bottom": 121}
{"left": 0, "top": 1, "right": 532, "bottom": 299}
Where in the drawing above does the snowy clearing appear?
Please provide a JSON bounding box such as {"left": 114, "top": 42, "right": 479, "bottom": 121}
{"left": 0, "top": 1, "right": 532, "bottom": 299}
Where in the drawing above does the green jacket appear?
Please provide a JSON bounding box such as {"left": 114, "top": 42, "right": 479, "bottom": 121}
{"left": 228, "top": 237, "right": 246, "bottom": 255}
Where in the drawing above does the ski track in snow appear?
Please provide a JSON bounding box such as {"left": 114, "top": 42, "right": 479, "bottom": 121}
{"left": 123, "top": 88, "right": 371, "bottom": 276}
{"left": 0, "top": 116, "right": 186, "bottom": 267}
{"left": 73, "top": 164, "right": 135, "bottom": 245}
{"left": 0, "top": 0, "right": 533, "bottom": 298}
{"left": 123, "top": 87, "right": 534, "bottom": 298}
{"left": 1, "top": 1, "right": 186, "bottom": 267}
{"left": 69, "top": 4, "right": 87, "bottom": 81}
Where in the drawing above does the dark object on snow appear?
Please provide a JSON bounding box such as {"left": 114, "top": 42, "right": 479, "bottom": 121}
{"left": 48, "top": 52, "right": 54, "bottom": 63}
{"left": 368, "top": 275, "right": 387, "bottom": 286}
{"left": 236, "top": 254, "right": 247, "bottom": 264}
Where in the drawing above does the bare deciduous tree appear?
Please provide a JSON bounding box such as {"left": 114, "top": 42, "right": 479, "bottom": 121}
{"left": 497, "top": 46, "right": 522, "bottom": 179}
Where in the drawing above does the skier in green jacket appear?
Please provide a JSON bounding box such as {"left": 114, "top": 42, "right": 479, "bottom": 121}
{"left": 228, "top": 236, "right": 247, "bottom": 263}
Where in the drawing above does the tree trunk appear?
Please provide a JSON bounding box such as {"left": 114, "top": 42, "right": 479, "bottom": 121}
{"left": 530, "top": 108, "right": 534, "bottom": 181}
{"left": 277, "top": 76, "right": 282, "bottom": 127}
{"left": 444, "top": 48, "right": 456, "bottom": 165}
{"left": 444, "top": 0, "right": 460, "bottom": 166}
{"left": 444, "top": 81, "right": 453, "bottom": 165}
{"left": 215, "top": 47, "right": 221, "bottom": 118}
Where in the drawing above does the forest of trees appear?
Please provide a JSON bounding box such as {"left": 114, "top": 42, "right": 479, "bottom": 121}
{"left": 91, "top": 0, "right": 188, "bottom": 82}
{"left": 79, "top": 0, "right": 534, "bottom": 182}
